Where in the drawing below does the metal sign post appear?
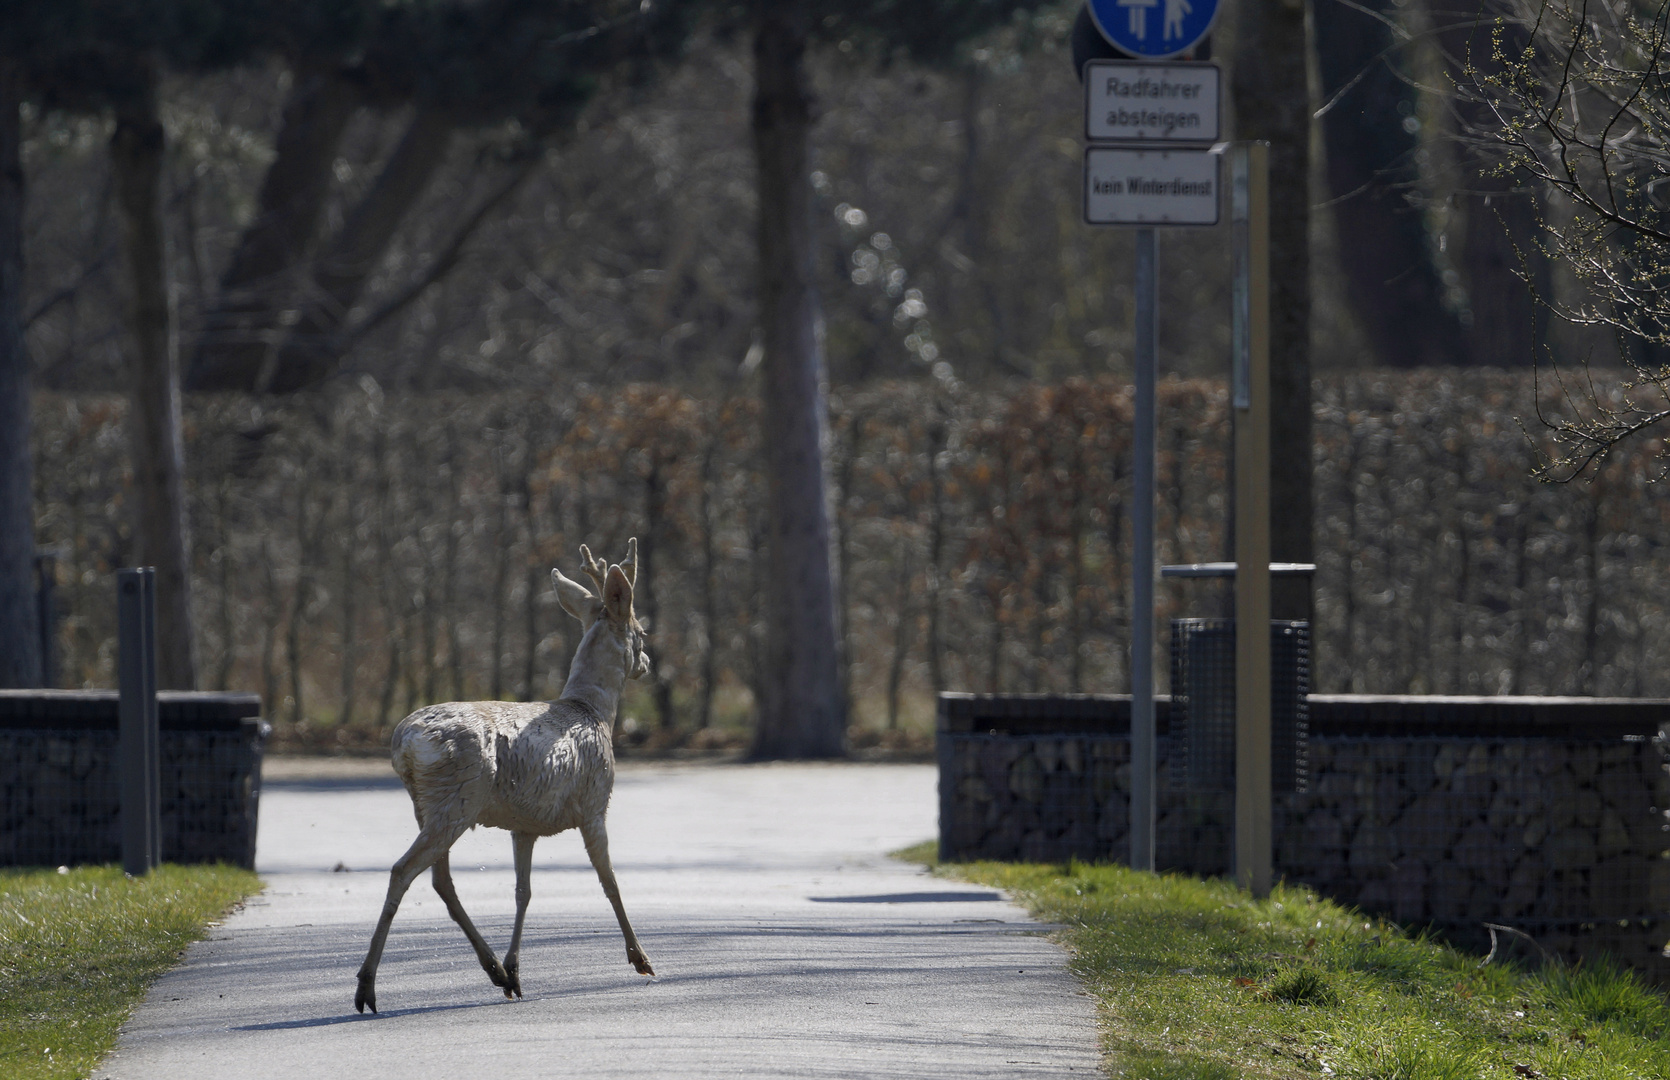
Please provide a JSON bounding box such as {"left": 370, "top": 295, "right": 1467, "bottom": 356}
{"left": 118, "top": 567, "right": 160, "bottom": 876}
{"left": 1082, "top": 54, "right": 1220, "bottom": 873}
{"left": 1129, "top": 228, "right": 1158, "bottom": 872}
{"left": 1231, "top": 143, "right": 1273, "bottom": 898}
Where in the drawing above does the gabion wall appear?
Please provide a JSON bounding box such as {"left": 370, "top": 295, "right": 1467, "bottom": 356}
{"left": 1283, "top": 738, "right": 1669, "bottom": 924}
{"left": 938, "top": 693, "right": 1670, "bottom": 983}
{"left": 0, "top": 691, "right": 267, "bottom": 869}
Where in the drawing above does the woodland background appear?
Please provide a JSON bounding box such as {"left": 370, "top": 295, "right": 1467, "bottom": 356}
{"left": 13, "top": 2, "right": 1660, "bottom": 748}
{"left": 32, "top": 371, "right": 1665, "bottom": 750}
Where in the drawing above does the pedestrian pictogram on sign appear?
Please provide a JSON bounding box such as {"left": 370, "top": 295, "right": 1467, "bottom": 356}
{"left": 1086, "top": 0, "right": 1220, "bottom": 60}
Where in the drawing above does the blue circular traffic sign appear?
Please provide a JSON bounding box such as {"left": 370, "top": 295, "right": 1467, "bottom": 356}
{"left": 1087, "top": 0, "right": 1220, "bottom": 59}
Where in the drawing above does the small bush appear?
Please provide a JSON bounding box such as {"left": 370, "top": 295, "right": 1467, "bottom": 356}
{"left": 1537, "top": 957, "right": 1670, "bottom": 1035}
{"left": 1348, "top": 1038, "right": 1485, "bottom": 1080}
{"left": 1265, "top": 964, "right": 1340, "bottom": 1006}
{"left": 1118, "top": 1054, "right": 1237, "bottom": 1080}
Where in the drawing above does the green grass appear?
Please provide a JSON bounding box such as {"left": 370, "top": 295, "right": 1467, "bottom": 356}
{"left": 1, "top": 864, "right": 262, "bottom": 1080}
{"left": 892, "top": 842, "right": 1670, "bottom": 1079}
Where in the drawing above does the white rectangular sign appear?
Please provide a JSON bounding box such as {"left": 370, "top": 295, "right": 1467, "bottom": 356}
{"left": 1084, "top": 147, "right": 1221, "bottom": 227}
{"left": 1084, "top": 60, "right": 1220, "bottom": 144}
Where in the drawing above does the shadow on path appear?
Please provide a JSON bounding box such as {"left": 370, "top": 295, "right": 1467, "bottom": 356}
{"left": 233, "top": 999, "right": 511, "bottom": 1031}
{"left": 262, "top": 776, "right": 406, "bottom": 793}
{"left": 808, "top": 891, "right": 1004, "bottom": 904}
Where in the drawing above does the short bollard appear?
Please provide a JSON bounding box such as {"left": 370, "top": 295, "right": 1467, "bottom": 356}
{"left": 118, "top": 567, "right": 160, "bottom": 876}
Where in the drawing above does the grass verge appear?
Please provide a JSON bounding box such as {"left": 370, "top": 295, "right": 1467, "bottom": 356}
{"left": 893, "top": 842, "right": 1670, "bottom": 1079}
{"left": 1, "top": 863, "right": 262, "bottom": 1080}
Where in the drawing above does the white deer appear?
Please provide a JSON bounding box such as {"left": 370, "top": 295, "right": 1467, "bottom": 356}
{"left": 354, "top": 540, "right": 655, "bottom": 1014}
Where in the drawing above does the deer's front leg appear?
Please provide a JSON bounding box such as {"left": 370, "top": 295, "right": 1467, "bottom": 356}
{"left": 580, "top": 817, "right": 653, "bottom": 976}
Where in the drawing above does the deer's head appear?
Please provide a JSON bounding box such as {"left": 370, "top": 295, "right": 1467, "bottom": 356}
{"left": 551, "top": 538, "right": 650, "bottom": 682}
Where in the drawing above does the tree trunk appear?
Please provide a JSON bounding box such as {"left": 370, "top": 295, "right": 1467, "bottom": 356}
{"left": 1313, "top": 0, "right": 1466, "bottom": 368}
{"left": 336, "top": 413, "right": 358, "bottom": 726}
{"left": 885, "top": 541, "right": 914, "bottom": 732}
{"left": 924, "top": 411, "right": 947, "bottom": 696}
{"left": 213, "top": 478, "right": 235, "bottom": 690}
{"left": 1448, "top": 450, "right": 1471, "bottom": 693}
{"left": 696, "top": 432, "right": 719, "bottom": 729}
{"left": 984, "top": 581, "right": 1003, "bottom": 694}
{"left": 520, "top": 463, "right": 541, "bottom": 702}
{"left": 0, "top": 62, "right": 42, "bottom": 688}
{"left": 439, "top": 430, "right": 464, "bottom": 703}
{"left": 748, "top": 1, "right": 846, "bottom": 759}
{"left": 1458, "top": 190, "right": 1544, "bottom": 367}
{"left": 260, "top": 535, "right": 281, "bottom": 720}
{"left": 286, "top": 481, "right": 309, "bottom": 730}
{"left": 112, "top": 72, "right": 196, "bottom": 689}
{"left": 1069, "top": 504, "right": 1085, "bottom": 694}
{"left": 1232, "top": 0, "right": 1313, "bottom": 621}
{"left": 490, "top": 437, "right": 513, "bottom": 703}
{"left": 743, "top": 494, "right": 772, "bottom": 737}
{"left": 832, "top": 411, "right": 862, "bottom": 715}
{"left": 267, "top": 110, "right": 453, "bottom": 392}
{"left": 1339, "top": 419, "right": 1360, "bottom": 692}
{"left": 339, "top": 502, "right": 358, "bottom": 728}
{"left": 640, "top": 459, "right": 677, "bottom": 729}
{"left": 953, "top": 68, "right": 1023, "bottom": 379}
{"left": 186, "top": 69, "right": 357, "bottom": 391}
{"left": 1105, "top": 455, "right": 1128, "bottom": 693}
{"left": 1507, "top": 509, "right": 1527, "bottom": 695}
{"left": 1578, "top": 484, "right": 1602, "bottom": 695}
{"left": 372, "top": 424, "right": 404, "bottom": 724}
{"left": 417, "top": 575, "right": 435, "bottom": 711}
{"left": 1430, "top": 7, "right": 1548, "bottom": 369}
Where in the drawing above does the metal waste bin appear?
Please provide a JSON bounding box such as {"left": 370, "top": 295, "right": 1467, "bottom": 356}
{"left": 1161, "top": 562, "right": 1312, "bottom": 793}
{"left": 1169, "top": 618, "right": 1308, "bottom": 792}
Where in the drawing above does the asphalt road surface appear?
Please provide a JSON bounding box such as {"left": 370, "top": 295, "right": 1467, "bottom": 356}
{"left": 100, "top": 759, "right": 1102, "bottom": 1079}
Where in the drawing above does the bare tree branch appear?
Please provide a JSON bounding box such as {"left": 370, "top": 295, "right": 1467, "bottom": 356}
{"left": 1464, "top": 0, "right": 1670, "bottom": 477}
{"left": 340, "top": 149, "right": 544, "bottom": 353}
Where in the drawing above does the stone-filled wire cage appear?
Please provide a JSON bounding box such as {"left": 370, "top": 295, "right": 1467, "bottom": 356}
{"left": 1169, "top": 619, "right": 1310, "bottom": 793}
{"left": 1281, "top": 719, "right": 1670, "bottom": 934}
{"left": 937, "top": 695, "right": 1169, "bottom": 866}
{"left": 1, "top": 691, "right": 267, "bottom": 869}
{"left": 938, "top": 692, "right": 1670, "bottom": 984}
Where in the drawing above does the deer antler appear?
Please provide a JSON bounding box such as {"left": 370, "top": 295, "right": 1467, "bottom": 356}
{"left": 620, "top": 537, "right": 638, "bottom": 587}
{"left": 577, "top": 544, "right": 609, "bottom": 596}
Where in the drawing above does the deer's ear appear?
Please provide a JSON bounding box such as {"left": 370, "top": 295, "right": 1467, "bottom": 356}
{"left": 552, "top": 568, "right": 596, "bottom": 622}
{"left": 604, "top": 564, "right": 633, "bottom": 624}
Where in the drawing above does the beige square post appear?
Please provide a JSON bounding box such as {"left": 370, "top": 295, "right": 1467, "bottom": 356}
{"left": 1232, "top": 142, "right": 1272, "bottom": 898}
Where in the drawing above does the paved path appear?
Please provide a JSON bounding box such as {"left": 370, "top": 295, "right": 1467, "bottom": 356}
{"left": 101, "top": 761, "right": 1102, "bottom": 1079}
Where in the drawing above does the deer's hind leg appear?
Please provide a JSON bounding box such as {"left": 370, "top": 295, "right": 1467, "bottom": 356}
{"left": 356, "top": 821, "right": 467, "bottom": 1014}
{"left": 430, "top": 852, "right": 517, "bottom": 997}
{"left": 501, "top": 831, "right": 536, "bottom": 997}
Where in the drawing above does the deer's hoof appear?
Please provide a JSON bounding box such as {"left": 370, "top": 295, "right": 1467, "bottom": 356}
{"left": 629, "top": 949, "right": 655, "bottom": 977}
{"left": 504, "top": 960, "right": 522, "bottom": 999}
{"left": 355, "top": 974, "right": 377, "bottom": 1014}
